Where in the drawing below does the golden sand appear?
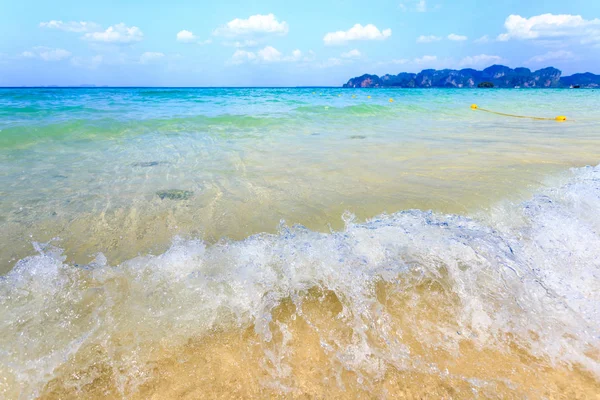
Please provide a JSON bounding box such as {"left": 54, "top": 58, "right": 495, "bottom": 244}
{"left": 39, "top": 283, "right": 600, "bottom": 399}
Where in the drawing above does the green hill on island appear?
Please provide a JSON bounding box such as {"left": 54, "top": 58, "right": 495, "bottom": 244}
{"left": 343, "top": 65, "right": 600, "bottom": 88}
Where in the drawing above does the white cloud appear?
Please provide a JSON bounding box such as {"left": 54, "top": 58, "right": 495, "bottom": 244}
{"left": 21, "top": 47, "right": 71, "bottom": 61}
{"left": 417, "top": 35, "right": 442, "bottom": 43}
{"left": 288, "top": 49, "right": 303, "bottom": 62}
{"left": 176, "top": 30, "right": 197, "bottom": 43}
{"left": 527, "top": 50, "right": 574, "bottom": 63}
{"left": 84, "top": 23, "right": 143, "bottom": 43}
{"left": 257, "top": 46, "right": 282, "bottom": 62}
{"left": 231, "top": 49, "right": 257, "bottom": 64}
{"left": 214, "top": 14, "right": 288, "bottom": 37}
{"left": 474, "top": 35, "right": 490, "bottom": 44}
{"left": 459, "top": 54, "right": 503, "bottom": 67}
{"left": 40, "top": 20, "right": 145, "bottom": 45}
{"left": 498, "top": 14, "right": 600, "bottom": 44}
{"left": 176, "top": 31, "right": 211, "bottom": 45}
{"left": 140, "top": 52, "right": 165, "bottom": 64}
{"left": 414, "top": 55, "right": 437, "bottom": 64}
{"left": 341, "top": 49, "right": 361, "bottom": 58}
{"left": 39, "top": 20, "right": 100, "bottom": 33}
{"left": 323, "top": 24, "right": 391, "bottom": 45}
{"left": 448, "top": 33, "right": 468, "bottom": 41}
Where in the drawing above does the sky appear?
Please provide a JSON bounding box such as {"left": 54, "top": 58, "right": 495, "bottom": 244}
{"left": 0, "top": 0, "right": 599, "bottom": 86}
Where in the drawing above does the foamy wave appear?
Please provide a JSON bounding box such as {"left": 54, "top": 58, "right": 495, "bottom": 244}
{"left": 1, "top": 165, "right": 599, "bottom": 398}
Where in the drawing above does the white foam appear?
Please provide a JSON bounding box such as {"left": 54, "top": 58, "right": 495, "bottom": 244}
{"left": 1, "top": 165, "right": 599, "bottom": 398}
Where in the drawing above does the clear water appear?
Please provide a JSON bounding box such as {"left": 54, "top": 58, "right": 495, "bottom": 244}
{"left": 1, "top": 88, "right": 599, "bottom": 398}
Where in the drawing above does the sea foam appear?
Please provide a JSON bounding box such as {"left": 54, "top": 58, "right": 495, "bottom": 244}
{"left": 1, "top": 165, "right": 599, "bottom": 398}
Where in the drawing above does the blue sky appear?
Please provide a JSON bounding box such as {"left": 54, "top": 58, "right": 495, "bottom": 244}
{"left": 1, "top": 0, "right": 599, "bottom": 86}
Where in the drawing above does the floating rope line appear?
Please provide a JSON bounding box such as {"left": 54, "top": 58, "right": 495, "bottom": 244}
{"left": 471, "top": 104, "right": 567, "bottom": 122}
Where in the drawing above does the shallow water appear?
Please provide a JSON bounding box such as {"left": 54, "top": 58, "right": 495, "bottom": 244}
{"left": 1, "top": 88, "right": 600, "bottom": 398}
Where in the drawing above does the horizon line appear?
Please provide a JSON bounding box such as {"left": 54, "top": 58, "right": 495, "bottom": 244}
{"left": 0, "top": 86, "right": 590, "bottom": 89}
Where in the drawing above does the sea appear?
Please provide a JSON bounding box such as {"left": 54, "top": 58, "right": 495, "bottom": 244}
{"left": 1, "top": 87, "right": 599, "bottom": 398}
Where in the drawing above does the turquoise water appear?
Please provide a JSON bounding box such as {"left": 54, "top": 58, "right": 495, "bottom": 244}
{"left": 2, "top": 88, "right": 600, "bottom": 268}
{"left": 1, "top": 88, "right": 600, "bottom": 398}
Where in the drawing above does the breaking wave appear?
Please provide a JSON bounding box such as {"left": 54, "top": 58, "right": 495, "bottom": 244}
{"left": 1, "top": 165, "right": 599, "bottom": 398}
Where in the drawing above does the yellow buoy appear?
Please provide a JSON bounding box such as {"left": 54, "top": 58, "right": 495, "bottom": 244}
{"left": 555, "top": 115, "right": 567, "bottom": 121}
{"left": 367, "top": 95, "right": 371, "bottom": 99}
{"left": 352, "top": 95, "right": 356, "bottom": 98}
{"left": 389, "top": 98, "right": 394, "bottom": 103}
{"left": 471, "top": 104, "right": 478, "bottom": 110}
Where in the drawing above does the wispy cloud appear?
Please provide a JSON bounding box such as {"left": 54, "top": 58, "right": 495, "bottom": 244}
{"left": 459, "top": 54, "right": 503, "bottom": 67}
{"left": 417, "top": 35, "right": 442, "bottom": 43}
{"left": 39, "top": 20, "right": 100, "bottom": 33}
{"left": 223, "top": 40, "right": 259, "bottom": 48}
{"left": 341, "top": 49, "right": 362, "bottom": 58}
{"left": 376, "top": 58, "right": 409, "bottom": 67}
{"left": 417, "top": 34, "right": 467, "bottom": 43}
{"left": 448, "top": 33, "right": 468, "bottom": 41}
{"left": 140, "top": 52, "right": 165, "bottom": 64}
{"left": 414, "top": 55, "right": 437, "bottom": 64}
{"left": 317, "top": 58, "right": 345, "bottom": 68}
{"left": 21, "top": 47, "right": 71, "bottom": 61}
{"left": 40, "top": 20, "right": 144, "bottom": 44}
{"left": 84, "top": 23, "right": 143, "bottom": 43}
{"left": 527, "top": 50, "right": 574, "bottom": 63}
{"left": 230, "top": 46, "right": 313, "bottom": 64}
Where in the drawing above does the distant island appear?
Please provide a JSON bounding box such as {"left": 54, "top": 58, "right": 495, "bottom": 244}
{"left": 343, "top": 65, "right": 600, "bottom": 89}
